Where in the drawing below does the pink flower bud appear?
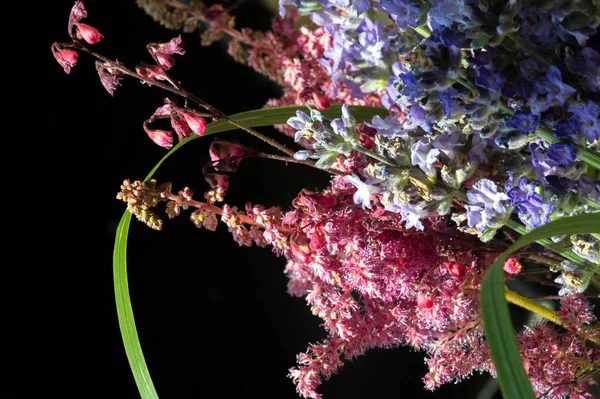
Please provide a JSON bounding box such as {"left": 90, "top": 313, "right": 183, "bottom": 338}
{"left": 155, "top": 53, "right": 176, "bottom": 69}
{"left": 292, "top": 189, "right": 337, "bottom": 212}
{"left": 150, "top": 99, "right": 174, "bottom": 119}
{"left": 147, "top": 36, "right": 185, "bottom": 70}
{"left": 74, "top": 23, "right": 103, "bottom": 44}
{"left": 180, "top": 111, "right": 207, "bottom": 136}
{"left": 143, "top": 122, "right": 173, "bottom": 149}
{"left": 136, "top": 63, "right": 168, "bottom": 82}
{"left": 312, "top": 91, "right": 330, "bottom": 110}
{"left": 417, "top": 293, "right": 434, "bottom": 310}
{"left": 51, "top": 43, "right": 78, "bottom": 74}
{"left": 444, "top": 262, "right": 466, "bottom": 278}
{"left": 504, "top": 257, "right": 522, "bottom": 274}
{"left": 209, "top": 139, "right": 245, "bottom": 172}
{"left": 170, "top": 114, "right": 192, "bottom": 142}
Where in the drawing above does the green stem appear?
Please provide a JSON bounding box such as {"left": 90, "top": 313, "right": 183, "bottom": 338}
{"left": 504, "top": 288, "right": 599, "bottom": 344}
{"left": 353, "top": 145, "right": 397, "bottom": 167}
{"left": 585, "top": 198, "right": 600, "bottom": 210}
{"left": 504, "top": 288, "right": 562, "bottom": 325}
{"left": 505, "top": 33, "right": 552, "bottom": 67}
{"left": 505, "top": 219, "right": 600, "bottom": 274}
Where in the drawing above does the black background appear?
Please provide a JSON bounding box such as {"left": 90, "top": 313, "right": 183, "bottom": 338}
{"left": 37, "top": 1, "right": 496, "bottom": 398}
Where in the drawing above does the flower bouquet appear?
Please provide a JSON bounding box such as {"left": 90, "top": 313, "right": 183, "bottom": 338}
{"left": 52, "top": 1, "right": 599, "bottom": 398}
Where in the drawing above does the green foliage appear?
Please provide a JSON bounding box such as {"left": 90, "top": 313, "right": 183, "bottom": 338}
{"left": 480, "top": 213, "right": 600, "bottom": 399}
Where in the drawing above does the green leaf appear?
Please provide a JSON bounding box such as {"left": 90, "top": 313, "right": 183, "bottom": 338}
{"left": 114, "top": 212, "right": 158, "bottom": 399}
{"left": 113, "top": 105, "right": 387, "bottom": 398}
{"left": 480, "top": 213, "right": 600, "bottom": 399}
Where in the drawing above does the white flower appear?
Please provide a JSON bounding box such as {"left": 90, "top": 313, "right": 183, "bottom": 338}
{"left": 384, "top": 201, "right": 428, "bottom": 231}
{"left": 343, "top": 174, "right": 381, "bottom": 209}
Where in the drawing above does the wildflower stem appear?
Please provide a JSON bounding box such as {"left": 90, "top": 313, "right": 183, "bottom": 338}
{"left": 66, "top": 41, "right": 304, "bottom": 159}
{"left": 504, "top": 219, "right": 600, "bottom": 274}
{"left": 252, "top": 152, "right": 343, "bottom": 175}
{"left": 455, "top": 77, "right": 477, "bottom": 92}
{"left": 504, "top": 288, "right": 563, "bottom": 325}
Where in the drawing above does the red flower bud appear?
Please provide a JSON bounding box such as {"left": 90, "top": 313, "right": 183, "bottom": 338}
{"left": 504, "top": 257, "right": 523, "bottom": 274}
{"left": 147, "top": 36, "right": 185, "bottom": 70}
{"left": 143, "top": 122, "right": 173, "bottom": 149}
{"left": 74, "top": 23, "right": 103, "bottom": 44}
{"left": 444, "top": 262, "right": 466, "bottom": 278}
{"left": 312, "top": 91, "right": 331, "bottom": 110}
{"left": 170, "top": 114, "right": 192, "bottom": 142}
{"left": 51, "top": 43, "right": 78, "bottom": 74}
{"left": 417, "top": 293, "right": 434, "bottom": 310}
{"left": 180, "top": 111, "right": 207, "bottom": 136}
{"left": 136, "top": 63, "right": 168, "bottom": 82}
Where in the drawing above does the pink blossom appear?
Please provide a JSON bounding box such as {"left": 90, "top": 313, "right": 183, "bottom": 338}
{"left": 179, "top": 111, "right": 207, "bottom": 136}
{"left": 73, "top": 23, "right": 103, "bottom": 44}
{"left": 51, "top": 43, "right": 78, "bottom": 74}
{"left": 312, "top": 91, "right": 330, "bottom": 110}
{"left": 136, "top": 63, "right": 168, "bottom": 82}
{"left": 444, "top": 261, "right": 466, "bottom": 277}
{"left": 417, "top": 293, "right": 434, "bottom": 310}
{"left": 503, "top": 257, "right": 522, "bottom": 274}
{"left": 204, "top": 173, "right": 229, "bottom": 190}
{"left": 143, "top": 122, "right": 173, "bottom": 149}
{"left": 169, "top": 113, "right": 192, "bottom": 142}
{"left": 147, "top": 36, "right": 185, "bottom": 70}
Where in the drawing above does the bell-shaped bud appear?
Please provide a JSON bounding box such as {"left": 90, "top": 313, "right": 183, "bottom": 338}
{"left": 51, "top": 43, "right": 78, "bottom": 74}
{"left": 180, "top": 111, "right": 207, "bottom": 136}
{"left": 73, "top": 23, "right": 103, "bottom": 44}
{"left": 143, "top": 121, "right": 173, "bottom": 149}
{"left": 312, "top": 91, "right": 331, "bottom": 110}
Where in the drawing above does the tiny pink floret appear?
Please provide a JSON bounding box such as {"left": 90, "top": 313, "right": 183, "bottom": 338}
{"left": 147, "top": 36, "right": 185, "bottom": 70}
{"left": 417, "top": 293, "right": 434, "bottom": 310}
{"left": 180, "top": 112, "right": 207, "bottom": 136}
{"left": 143, "top": 123, "right": 173, "bottom": 149}
{"left": 51, "top": 43, "right": 78, "bottom": 74}
{"left": 503, "top": 257, "right": 522, "bottom": 274}
{"left": 444, "top": 261, "right": 466, "bottom": 278}
{"left": 74, "top": 23, "right": 103, "bottom": 44}
{"left": 312, "top": 91, "right": 330, "bottom": 110}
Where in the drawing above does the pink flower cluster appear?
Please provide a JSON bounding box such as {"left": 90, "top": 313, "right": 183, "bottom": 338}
{"left": 275, "top": 177, "right": 597, "bottom": 398}
{"left": 278, "top": 177, "right": 494, "bottom": 398}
